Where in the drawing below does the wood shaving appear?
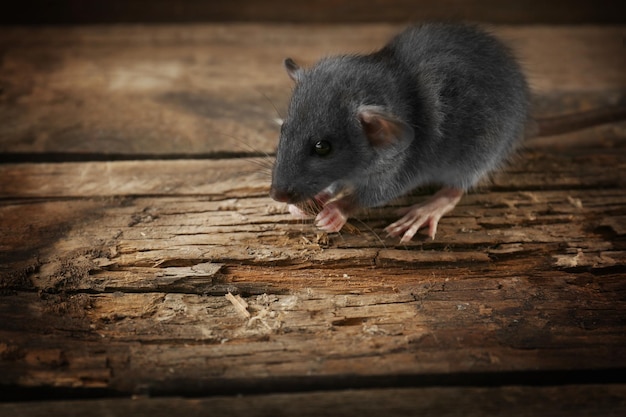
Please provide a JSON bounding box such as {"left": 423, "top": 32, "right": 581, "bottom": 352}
{"left": 225, "top": 292, "right": 250, "bottom": 319}
{"left": 567, "top": 196, "right": 583, "bottom": 209}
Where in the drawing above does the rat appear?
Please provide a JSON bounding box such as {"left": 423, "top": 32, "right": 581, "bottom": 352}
{"left": 269, "top": 22, "right": 626, "bottom": 243}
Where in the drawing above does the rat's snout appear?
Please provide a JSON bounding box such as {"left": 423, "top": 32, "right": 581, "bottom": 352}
{"left": 269, "top": 187, "right": 297, "bottom": 203}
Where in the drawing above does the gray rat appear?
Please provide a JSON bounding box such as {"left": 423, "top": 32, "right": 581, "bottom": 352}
{"left": 269, "top": 22, "right": 622, "bottom": 242}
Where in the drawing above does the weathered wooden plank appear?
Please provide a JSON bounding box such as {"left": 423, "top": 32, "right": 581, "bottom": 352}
{"left": 1, "top": 143, "right": 625, "bottom": 198}
{"left": 0, "top": 25, "right": 624, "bottom": 157}
{"left": 0, "top": 159, "right": 268, "bottom": 198}
{"left": 2, "top": 385, "right": 626, "bottom": 417}
{"left": 1, "top": 144, "right": 625, "bottom": 287}
{"left": 1, "top": 277, "right": 625, "bottom": 391}
{"left": 2, "top": 177, "right": 625, "bottom": 290}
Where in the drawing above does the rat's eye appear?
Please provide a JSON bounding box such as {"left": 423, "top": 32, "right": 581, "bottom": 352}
{"left": 314, "top": 140, "right": 332, "bottom": 156}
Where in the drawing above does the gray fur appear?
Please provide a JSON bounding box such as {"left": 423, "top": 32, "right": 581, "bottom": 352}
{"left": 271, "top": 22, "right": 529, "bottom": 209}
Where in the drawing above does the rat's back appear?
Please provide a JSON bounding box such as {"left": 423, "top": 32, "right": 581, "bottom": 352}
{"left": 383, "top": 23, "right": 530, "bottom": 189}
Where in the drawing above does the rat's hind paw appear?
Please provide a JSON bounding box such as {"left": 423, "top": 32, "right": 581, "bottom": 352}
{"left": 315, "top": 202, "right": 348, "bottom": 233}
{"left": 384, "top": 187, "right": 463, "bottom": 242}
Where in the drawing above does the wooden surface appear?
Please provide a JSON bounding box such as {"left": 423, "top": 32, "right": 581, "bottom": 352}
{"left": 1, "top": 24, "right": 626, "bottom": 415}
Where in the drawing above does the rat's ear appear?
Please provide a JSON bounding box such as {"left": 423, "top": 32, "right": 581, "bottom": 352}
{"left": 358, "top": 106, "right": 414, "bottom": 149}
{"left": 284, "top": 58, "right": 303, "bottom": 83}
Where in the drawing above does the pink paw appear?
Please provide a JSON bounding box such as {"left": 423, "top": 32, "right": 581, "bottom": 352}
{"left": 385, "top": 187, "right": 463, "bottom": 243}
{"left": 315, "top": 202, "right": 348, "bottom": 233}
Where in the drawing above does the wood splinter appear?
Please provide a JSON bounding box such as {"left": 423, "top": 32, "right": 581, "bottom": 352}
{"left": 225, "top": 292, "right": 251, "bottom": 319}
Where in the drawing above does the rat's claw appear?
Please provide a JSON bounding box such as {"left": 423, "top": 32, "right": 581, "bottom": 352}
{"left": 385, "top": 211, "right": 436, "bottom": 243}
{"left": 315, "top": 203, "right": 348, "bottom": 233}
{"left": 399, "top": 214, "right": 441, "bottom": 243}
{"left": 385, "top": 187, "right": 463, "bottom": 242}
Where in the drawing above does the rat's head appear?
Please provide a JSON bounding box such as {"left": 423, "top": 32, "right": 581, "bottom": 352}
{"left": 270, "top": 57, "right": 414, "bottom": 206}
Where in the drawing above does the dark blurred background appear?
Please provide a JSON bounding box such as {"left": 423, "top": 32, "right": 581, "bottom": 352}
{"left": 2, "top": 0, "right": 625, "bottom": 25}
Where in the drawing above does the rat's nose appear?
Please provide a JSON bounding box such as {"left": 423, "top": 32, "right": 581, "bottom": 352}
{"left": 269, "top": 187, "right": 295, "bottom": 203}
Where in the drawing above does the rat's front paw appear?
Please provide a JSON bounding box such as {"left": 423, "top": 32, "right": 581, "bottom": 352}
{"left": 315, "top": 203, "right": 348, "bottom": 233}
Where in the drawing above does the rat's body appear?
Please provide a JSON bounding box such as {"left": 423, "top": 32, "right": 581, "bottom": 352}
{"left": 269, "top": 23, "right": 532, "bottom": 241}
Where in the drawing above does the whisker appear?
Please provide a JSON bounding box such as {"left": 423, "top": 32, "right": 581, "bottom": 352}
{"left": 334, "top": 230, "right": 347, "bottom": 245}
{"left": 214, "top": 131, "right": 274, "bottom": 159}
{"left": 247, "top": 158, "right": 274, "bottom": 171}
{"left": 350, "top": 215, "right": 387, "bottom": 248}
{"left": 258, "top": 90, "right": 284, "bottom": 121}
{"left": 209, "top": 131, "right": 277, "bottom": 183}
